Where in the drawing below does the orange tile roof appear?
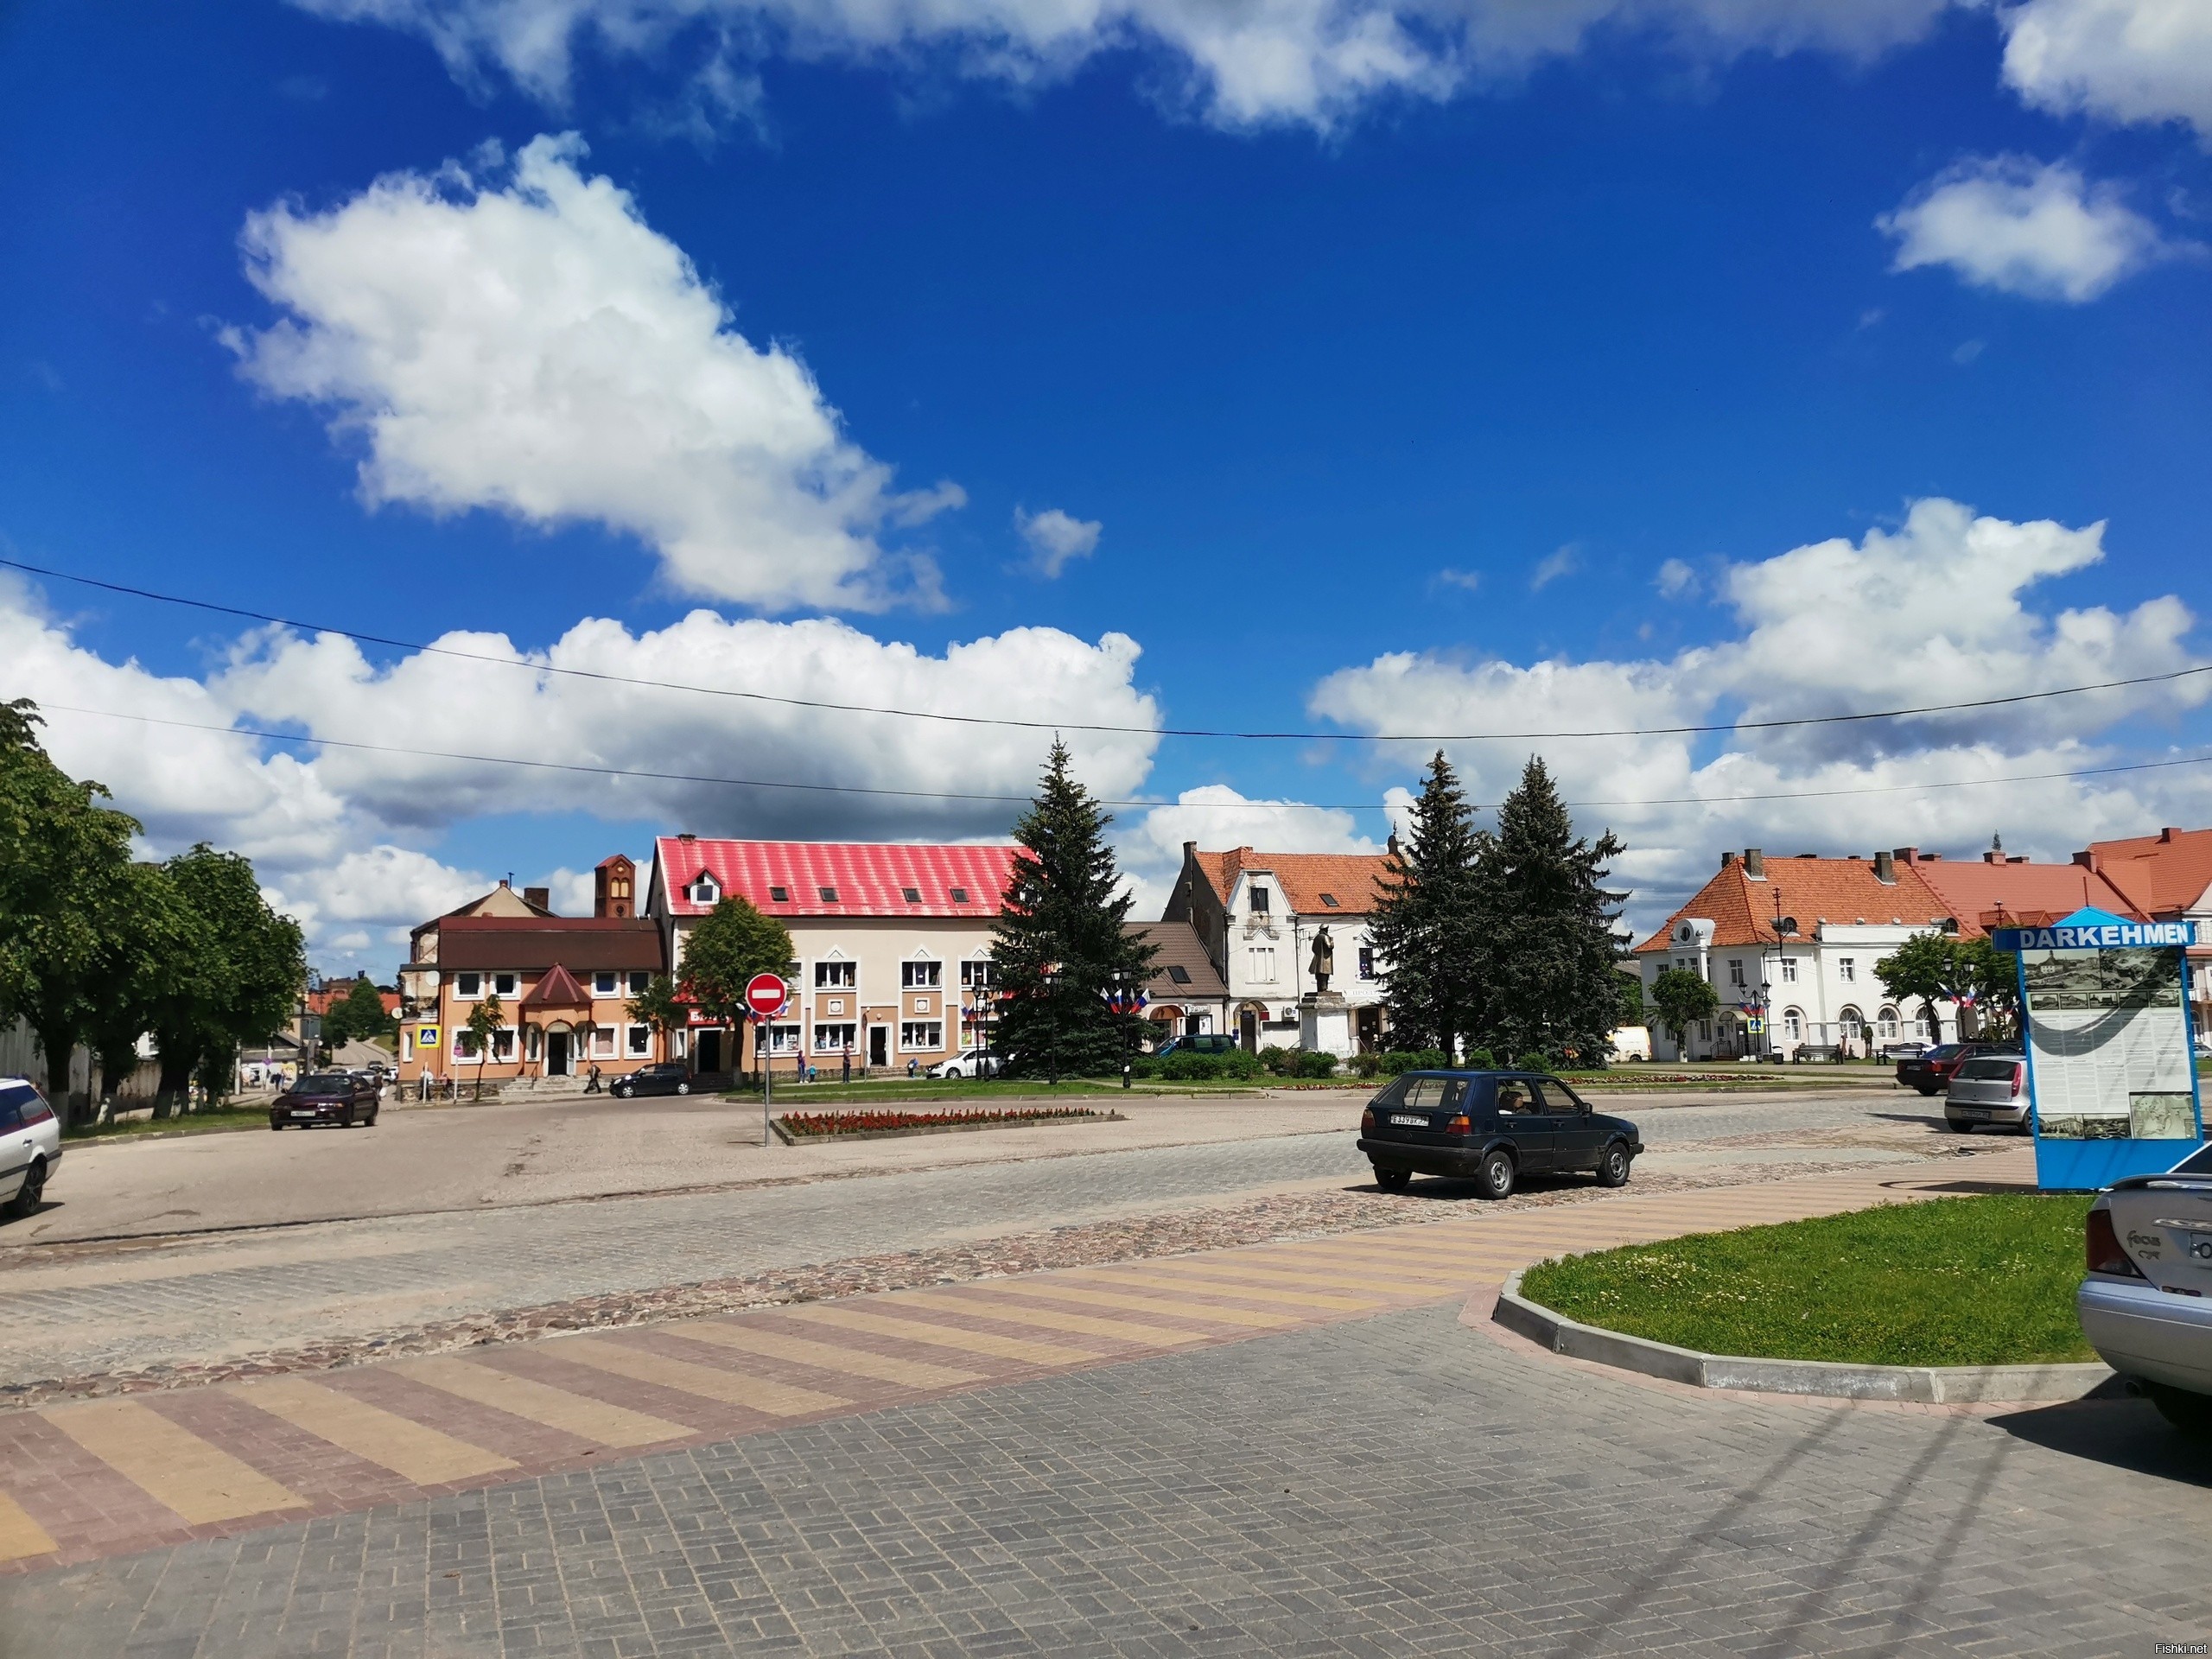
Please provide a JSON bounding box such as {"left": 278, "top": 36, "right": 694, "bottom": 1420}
{"left": 1633, "top": 856, "right": 1955, "bottom": 953}
{"left": 2079, "top": 828, "right": 2212, "bottom": 918}
{"left": 1907, "top": 855, "right": 2144, "bottom": 934}
{"left": 1192, "top": 848, "right": 1393, "bottom": 916}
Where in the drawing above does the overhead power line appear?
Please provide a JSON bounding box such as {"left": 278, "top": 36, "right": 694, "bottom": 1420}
{"left": 8, "top": 555, "right": 2209, "bottom": 744}
{"left": 33, "top": 700, "right": 2212, "bottom": 814}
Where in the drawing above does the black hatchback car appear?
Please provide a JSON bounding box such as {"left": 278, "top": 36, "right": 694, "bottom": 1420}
{"left": 610, "top": 1062, "right": 694, "bottom": 1099}
{"left": 1356, "top": 1071, "right": 1643, "bottom": 1199}
{"left": 270, "top": 1071, "right": 380, "bottom": 1129}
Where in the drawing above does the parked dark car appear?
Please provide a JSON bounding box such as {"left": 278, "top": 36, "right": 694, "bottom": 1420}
{"left": 1895, "top": 1041, "right": 2012, "bottom": 1096}
{"left": 270, "top": 1070, "right": 380, "bottom": 1129}
{"left": 610, "top": 1062, "right": 694, "bottom": 1099}
{"left": 1355, "top": 1071, "right": 1643, "bottom": 1199}
{"left": 1151, "top": 1033, "right": 1239, "bottom": 1059}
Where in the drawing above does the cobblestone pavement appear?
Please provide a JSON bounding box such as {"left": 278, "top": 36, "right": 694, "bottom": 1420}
{"left": 2, "top": 1157, "right": 2199, "bottom": 1655}
{"left": 0, "top": 1096, "right": 1949, "bottom": 1392}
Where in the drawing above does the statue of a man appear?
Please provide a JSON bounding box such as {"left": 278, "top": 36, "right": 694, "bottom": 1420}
{"left": 1310, "top": 926, "right": 1334, "bottom": 995}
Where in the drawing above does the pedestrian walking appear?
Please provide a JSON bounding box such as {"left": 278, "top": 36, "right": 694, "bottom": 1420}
{"left": 585, "top": 1062, "right": 602, "bottom": 1094}
{"left": 841, "top": 1045, "right": 851, "bottom": 1084}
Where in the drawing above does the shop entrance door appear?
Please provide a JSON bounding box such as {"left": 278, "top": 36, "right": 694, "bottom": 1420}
{"left": 868, "top": 1026, "right": 889, "bottom": 1068}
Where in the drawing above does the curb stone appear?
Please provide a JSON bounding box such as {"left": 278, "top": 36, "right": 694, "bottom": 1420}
{"left": 1489, "top": 1270, "right": 2113, "bottom": 1403}
{"left": 768, "top": 1109, "right": 1125, "bottom": 1146}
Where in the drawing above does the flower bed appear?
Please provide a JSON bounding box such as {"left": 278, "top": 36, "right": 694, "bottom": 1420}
{"left": 774, "top": 1106, "right": 1110, "bottom": 1141}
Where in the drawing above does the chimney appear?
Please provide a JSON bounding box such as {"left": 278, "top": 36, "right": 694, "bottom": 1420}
{"left": 523, "top": 886, "right": 550, "bottom": 912}
{"left": 1719, "top": 850, "right": 1738, "bottom": 869}
{"left": 2163, "top": 827, "right": 2183, "bottom": 842}
{"left": 1744, "top": 849, "right": 1765, "bottom": 878}
{"left": 677, "top": 831, "right": 697, "bottom": 842}
{"left": 1874, "top": 849, "right": 1896, "bottom": 884}
{"left": 1182, "top": 840, "right": 1197, "bottom": 862}
{"left": 1983, "top": 849, "right": 2003, "bottom": 864}
{"left": 498, "top": 876, "right": 512, "bottom": 889}
{"left": 1892, "top": 846, "right": 1917, "bottom": 865}
{"left": 2074, "top": 849, "right": 2097, "bottom": 870}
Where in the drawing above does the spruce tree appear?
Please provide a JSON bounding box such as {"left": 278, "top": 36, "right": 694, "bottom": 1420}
{"left": 1475, "top": 757, "right": 1625, "bottom": 1066}
{"left": 1367, "top": 751, "right": 1485, "bottom": 1057}
{"left": 992, "top": 741, "right": 1156, "bottom": 1079}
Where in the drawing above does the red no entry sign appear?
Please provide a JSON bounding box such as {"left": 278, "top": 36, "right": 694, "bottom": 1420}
{"left": 745, "top": 973, "right": 790, "bottom": 1020}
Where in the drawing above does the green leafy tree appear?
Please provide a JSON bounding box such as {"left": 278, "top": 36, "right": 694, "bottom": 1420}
{"left": 625, "top": 973, "right": 688, "bottom": 1063}
{"left": 322, "top": 976, "right": 396, "bottom": 1049}
{"left": 86, "top": 862, "right": 207, "bottom": 1113}
{"left": 1649, "top": 967, "right": 1720, "bottom": 1053}
{"left": 149, "top": 845, "right": 305, "bottom": 1114}
{"left": 465, "top": 991, "right": 505, "bottom": 1099}
{"left": 0, "top": 699, "right": 143, "bottom": 1122}
{"left": 679, "top": 898, "right": 795, "bottom": 1069}
{"left": 1369, "top": 752, "right": 1486, "bottom": 1058}
{"left": 991, "top": 741, "right": 1157, "bottom": 1080}
{"left": 1617, "top": 969, "right": 1649, "bottom": 1030}
{"left": 1472, "top": 758, "right": 1627, "bottom": 1068}
{"left": 1875, "top": 932, "right": 2018, "bottom": 1043}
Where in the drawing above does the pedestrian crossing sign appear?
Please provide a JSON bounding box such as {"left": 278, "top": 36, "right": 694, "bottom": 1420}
{"left": 418, "top": 1026, "right": 439, "bottom": 1048}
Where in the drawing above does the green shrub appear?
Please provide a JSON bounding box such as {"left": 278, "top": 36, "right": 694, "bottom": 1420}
{"left": 1465, "top": 1047, "right": 1496, "bottom": 1070}
{"left": 1160, "top": 1052, "right": 1219, "bottom": 1081}
{"left": 1128, "top": 1054, "right": 1162, "bottom": 1079}
{"left": 1351, "top": 1052, "right": 1382, "bottom": 1078}
{"left": 1377, "top": 1047, "right": 1450, "bottom": 1076}
{"left": 1514, "top": 1051, "right": 1550, "bottom": 1073}
{"left": 1294, "top": 1049, "right": 1338, "bottom": 1078}
{"left": 1219, "top": 1047, "right": 1262, "bottom": 1080}
{"left": 1256, "top": 1045, "right": 1300, "bottom": 1076}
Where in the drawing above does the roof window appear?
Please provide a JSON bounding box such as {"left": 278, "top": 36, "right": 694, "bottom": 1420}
{"left": 818, "top": 886, "right": 839, "bottom": 902}
{"left": 1166, "top": 964, "right": 1192, "bottom": 985}
{"left": 950, "top": 887, "right": 969, "bottom": 903}
{"left": 1319, "top": 892, "right": 1339, "bottom": 907}
{"left": 902, "top": 887, "right": 923, "bottom": 903}
{"left": 768, "top": 886, "right": 789, "bottom": 902}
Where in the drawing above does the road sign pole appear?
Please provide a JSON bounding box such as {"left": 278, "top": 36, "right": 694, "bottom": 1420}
{"left": 760, "top": 1015, "right": 772, "bottom": 1147}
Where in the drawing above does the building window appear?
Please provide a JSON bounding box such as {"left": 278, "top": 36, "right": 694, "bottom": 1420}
{"left": 591, "top": 1027, "right": 615, "bottom": 1058}
{"left": 401, "top": 1030, "right": 414, "bottom": 1061}
{"left": 454, "top": 1030, "right": 480, "bottom": 1058}
{"left": 1783, "top": 1008, "right": 1803, "bottom": 1042}
{"left": 1249, "top": 886, "right": 1270, "bottom": 913}
{"left": 1319, "top": 892, "right": 1339, "bottom": 908}
{"left": 901, "top": 1021, "right": 944, "bottom": 1051}
{"left": 454, "top": 972, "right": 481, "bottom": 999}
{"left": 950, "top": 887, "right": 970, "bottom": 904}
{"left": 593, "top": 971, "right": 618, "bottom": 996}
{"left": 768, "top": 886, "right": 789, "bottom": 902}
{"left": 1249, "top": 946, "right": 1276, "bottom": 982}
{"left": 1358, "top": 946, "right": 1376, "bottom": 981}
{"left": 902, "top": 960, "right": 942, "bottom": 989}
{"left": 1698, "top": 1020, "right": 1712, "bottom": 1042}
{"left": 1878, "top": 1007, "right": 1899, "bottom": 1041}
{"left": 901, "top": 887, "right": 922, "bottom": 903}
{"left": 1839, "top": 957, "right": 1856, "bottom": 983}
{"left": 628, "top": 971, "right": 650, "bottom": 995}
{"left": 686, "top": 876, "right": 719, "bottom": 905}
{"left": 766, "top": 1023, "right": 801, "bottom": 1054}
{"left": 1166, "top": 963, "right": 1192, "bottom": 985}
{"left": 1780, "top": 957, "right": 1798, "bottom": 983}
{"left": 814, "top": 960, "right": 856, "bottom": 989}
{"left": 492, "top": 1027, "right": 516, "bottom": 1060}
{"left": 817, "top": 886, "right": 839, "bottom": 903}
{"left": 813, "top": 1022, "right": 856, "bottom": 1052}
{"left": 1728, "top": 959, "right": 1745, "bottom": 987}
{"left": 669, "top": 1029, "right": 686, "bottom": 1058}
{"left": 626, "top": 1025, "right": 651, "bottom": 1057}
{"left": 961, "top": 959, "right": 993, "bottom": 988}
{"left": 493, "top": 971, "right": 518, "bottom": 997}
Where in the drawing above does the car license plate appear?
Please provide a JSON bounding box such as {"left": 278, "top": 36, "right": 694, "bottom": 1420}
{"left": 290, "top": 1110, "right": 315, "bottom": 1118}
{"left": 2183, "top": 1232, "right": 2212, "bottom": 1265}
{"left": 1389, "top": 1114, "right": 1428, "bottom": 1127}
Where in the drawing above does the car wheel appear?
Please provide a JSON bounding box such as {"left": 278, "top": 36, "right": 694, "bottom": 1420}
{"left": 1373, "top": 1166, "right": 1412, "bottom": 1193}
{"left": 1916, "top": 1084, "right": 1938, "bottom": 1096}
{"left": 340, "top": 1107, "right": 354, "bottom": 1128}
{"left": 1943, "top": 1116, "right": 1972, "bottom": 1132}
{"left": 9, "top": 1158, "right": 46, "bottom": 1217}
{"left": 676, "top": 1081, "right": 690, "bottom": 1096}
{"left": 2145, "top": 1382, "right": 2212, "bottom": 1441}
{"left": 1476, "top": 1149, "right": 1516, "bottom": 1201}
{"left": 1596, "top": 1141, "right": 1632, "bottom": 1187}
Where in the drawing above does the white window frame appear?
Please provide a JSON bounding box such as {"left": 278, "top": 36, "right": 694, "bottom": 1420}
{"left": 960, "top": 958, "right": 994, "bottom": 988}
{"left": 1249, "top": 946, "right": 1276, "bottom": 982}
{"left": 900, "top": 1020, "right": 944, "bottom": 1052}
{"left": 1728, "top": 958, "right": 1745, "bottom": 987}
{"left": 454, "top": 1030, "right": 481, "bottom": 1059}
{"left": 686, "top": 875, "right": 720, "bottom": 906}
{"left": 1357, "top": 945, "right": 1376, "bottom": 981}
{"left": 454, "top": 972, "right": 482, "bottom": 999}
{"left": 492, "top": 971, "right": 518, "bottom": 998}
{"left": 1839, "top": 957, "right": 1856, "bottom": 983}
{"left": 1780, "top": 957, "right": 1798, "bottom": 983}
{"left": 766, "top": 1023, "right": 802, "bottom": 1054}
{"left": 593, "top": 970, "right": 619, "bottom": 997}
{"left": 590, "top": 1027, "right": 617, "bottom": 1058}
{"left": 813, "top": 1022, "right": 857, "bottom": 1052}
{"left": 626, "top": 1024, "right": 652, "bottom": 1058}
{"left": 813, "top": 958, "right": 856, "bottom": 990}
{"left": 1783, "top": 1009, "right": 1803, "bottom": 1042}
{"left": 902, "top": 959, "right": 943, "bottom": 989}
{"left": 627, "top": 971, "right": 651, "bottom": 995}
{"left": 492, "top": 1027, "right": 517, "bottom": 1061}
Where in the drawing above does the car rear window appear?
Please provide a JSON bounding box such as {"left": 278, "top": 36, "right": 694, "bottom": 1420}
{"left": 1954, "top": 1058, "right": 2019, "bottom": 1081}
{"left": 296, "top": 1073, "right": 353, "bottom": 1092}
{"left": 0, "top": 1084, "right": 36, "bottom": 1116}
{"left": 1923, "top": 1045, "right": 1965, "bottom": 1061}
{"left": 1397, "top": 1077, "right": 1464, "bottom": 1111}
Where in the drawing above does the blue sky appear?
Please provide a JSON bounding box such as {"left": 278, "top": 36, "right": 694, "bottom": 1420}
{"left": 3, "top": 0, "right": 2209, "bottom": 969}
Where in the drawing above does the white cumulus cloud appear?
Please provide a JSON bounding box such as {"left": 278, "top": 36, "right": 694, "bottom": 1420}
{"left": 2000, "top": 0, "right": 2212, "bottom": 140}
{"left": 1014, "top": 506, "right": 1103, "bottom": 577}
{"left": 1878, "top": 155, "right": 2174, "bottom": 302}
{"left": 1655, "top": 557, "right": 1697, "bottom": 599}
{"left": 1116, "top": 784, "right": 1384, "bottom": 916}
{"left": 226, "top": 134, "right": 957, "bottom": 613}
{"left": 1311, "top": 499, "right": 2212, "bottom": 935}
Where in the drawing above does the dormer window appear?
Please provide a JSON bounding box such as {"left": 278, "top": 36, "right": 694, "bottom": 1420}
{"left": 1319, "top": 893, "right": 1339, "bottom": 908}
{"left": 1249, "top": 886, "right": 1270, "bottom": 912}
{"left": 818, "top": 886, "right": 839, "bottom": 903}
{"left": 686, "top": 874, "right": 719, "bottom": 905}
{"left": 768, "top": 886, "right": 789, "bottom": 903}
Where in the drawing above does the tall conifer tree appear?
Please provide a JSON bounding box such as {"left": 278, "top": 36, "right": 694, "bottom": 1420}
{"left": 1476, "top": 757, "right": 1625, "bottom": 1065}
{"left": 992, "top": 741, "right": 1155, "bottom": 1079}
{"left": 1367, "top": 751, "right": 1484, "bottom": 1056}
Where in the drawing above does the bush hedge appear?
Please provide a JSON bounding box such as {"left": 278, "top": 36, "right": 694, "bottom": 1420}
{"left": 1376, "top": 1048, "right": 1449, "bottom": 1076}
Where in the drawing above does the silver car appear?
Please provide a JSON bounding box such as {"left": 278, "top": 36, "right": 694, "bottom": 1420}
{"left": 0, "top": 1077, "right": 63, "bottom": 1219}
{"left": 1942, "top": 1053, "right": 2028, "bottom": 1132}
{"left": 2079, "top": 1142, "right": 2212, "bottom": 1438}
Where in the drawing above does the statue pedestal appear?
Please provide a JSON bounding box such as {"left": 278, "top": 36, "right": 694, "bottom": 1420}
{"left": 1299, "top": 992, "right": 1354, "bottom": 1059}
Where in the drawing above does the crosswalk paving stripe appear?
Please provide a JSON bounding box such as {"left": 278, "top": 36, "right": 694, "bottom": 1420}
{"left": 678, "top": 1321, "right": 983, "bottom": 1389}
{"left": 387, "top": 1357, "right": 692, "bottom": 1448}
{"left": 888, "top": 1289, "right": 1208, "bottom": 1347}
{"left": 1080, "top": 1266, "right": 1389, "bottom": 1312}
{"left": 43, "top": 1399, "right": 305, "bottom": 1525}
{"left": 0, "top": 1492, "right": 56, "bottom": 1563}
{"left": 782, "top": 1303, "right": 1103, "bottom": 1368}
{"left": 1126, "top": 1260, "right": 1435, "bottom": 1299}
{"left": 980, "top": 1280, "right": 1299, "bottom": 1329}
{"left": 543, "top": 1338, "right": 851, "bottom": 1416}
{"left": 1246, "top": 1246, "right": 1481, "bottom": 1283}
{"left": 238, "top": 1376, "right": 518, "bottom": 1484}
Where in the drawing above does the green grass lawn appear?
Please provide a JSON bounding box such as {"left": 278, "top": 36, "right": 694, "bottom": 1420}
{"left": 733, "top": 1075, "right": 1278, "bottom": 1105}
{"left": 63, "top": 1103, "right": 274, "bottom": 1141}
{"left": 1517, "top": 1194, "right": 2096, "bottom": 1367}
